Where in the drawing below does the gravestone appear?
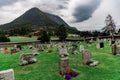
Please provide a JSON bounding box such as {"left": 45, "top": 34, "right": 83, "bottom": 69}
{"left": 96, "top": 43, "right": 100, "bottom": 49}
{"left": 104, "top": 39, "right": 107, "bottom": 42}
{"left": 59, "top": 57, "right": 70, "bottom": 76}
{"left": 116, "top": 45, "right": 120, "bottom": 54}
{"left": 19, "top": 53, "right": 37, "bottom": 66}
{"left": 90, "top": 38, "right": 93, "bottom": 43}
{"left": 112, "top": 44, "right": 120, "bottom": 55}
{"left": 112, "top": 40, "right": 115, "bottom": 44}
{"left": 82, "top": 50, "right": 92, "bottom": 65}
{"left": 97, "top": 38, "right": 100, "bottom": 42}
{"left": 0, "top": 48, "right": 4, "bottom": 53}
{"left": 28, "top": 45, "right": 32, "bottom": 49}
{"left": 34, "top": 44, "right": 38, "bottom": 48}
{"left": 109, "top": 40, "right": 111, "bottom": 46}
{"left": 58, "top": 45, "right": 69, "bottom": 57}
{"left": 0, "top": 69, "right": 14, "bottom": 80}
{"left": 109, "top": 40, "right": 115, "bottom": 45}
{"left": 11, "top": 48, "right": 17, "bottom": 54}
{"left": 14, "top": 45, "right": 17, "bottom": 48}
{"left": 79, "top": 45, "right": 84, "bottom": 52}
{"left": 112, "top": 44, "right": 117, "bottom": 55}
{"left": 16, "top": 45, "right": 22, "bottom": 50}
{"left": 100, "top": 42, "right": 104, "bottom": 48}
{"left": 38, "top": 45, "right": 44, "bottom": 51}
{"left": 71, "top": 46, "right": 79, "bottom": 54}
{"left": 31, "top": 49, "right": 39, "bottom": 56}
{"left": 82, "top": 50, "right": 99, "bottom": 66}
{"left": 50, "top": 44, "right": 54, "bottom": 48}
{"left": 96, "top": 42, "right": 104, "bottom": 49}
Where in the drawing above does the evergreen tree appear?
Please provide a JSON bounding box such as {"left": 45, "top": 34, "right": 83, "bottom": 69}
{"left": 56, "top": 25, "right": 67, "bottom": 41}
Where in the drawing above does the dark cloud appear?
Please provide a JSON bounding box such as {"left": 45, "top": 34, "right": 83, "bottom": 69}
{"left": 73, "top": 0, "right": 101, "bottom": 22}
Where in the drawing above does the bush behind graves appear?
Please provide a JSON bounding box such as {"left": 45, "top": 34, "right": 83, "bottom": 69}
{"left": 0, "top": 35, "right": 10, "bottom": 42}
{"left": 37, "top": 30, "right": 50, "bottom": 43}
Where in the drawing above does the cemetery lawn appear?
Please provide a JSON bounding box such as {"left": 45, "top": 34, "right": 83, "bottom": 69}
{"left": 9, "top": 36, "right": 80, "bottom": 42}
{"left": 1, "top": 41, "right": 120, "bottom": 80}
{"left": 9, "top": 36, "right": 37, "bottom": 42}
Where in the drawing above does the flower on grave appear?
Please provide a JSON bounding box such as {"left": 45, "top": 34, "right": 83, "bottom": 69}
{"left": 64, "top": 74, "right": 72, "bottom": 80}
{"left": 66, "top": 71, "right": 70, "bottom": 75}
{"left": 64, "top": 69, "right": 79, "bottom": 80}
{"left": 70, "top": 71, "right": 79, "bottom": 77}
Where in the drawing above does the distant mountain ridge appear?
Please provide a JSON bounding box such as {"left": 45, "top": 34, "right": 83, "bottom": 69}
{"left": 0, "top": 7, "right": 77, "bottom": 32}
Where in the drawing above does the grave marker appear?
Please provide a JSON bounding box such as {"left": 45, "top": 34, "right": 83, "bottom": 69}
{"left": 32, "top": 49, "right": 39, "bottom": 56}
{"left": 19, "top": 53, "right": 37, "bottom": 66}
{"left": 82, "top": 50, "right": 99, "bottom": 66}
{"left": 59, "top": 57, "right": 70, "bottom": 76}
{"left": 0, "top": 69, "right": 14, "bottom": 80}
{"left": 79, "top": 45, "right": 84, "bottom": 52}
{"left": 82, "top": 50, "right": 92, "bottom": 65}
{"left": 100, "top": 42, "right": 104, "bottom": 48}
{"left": 58, "top": 45, "right": 69, "bottom": 57}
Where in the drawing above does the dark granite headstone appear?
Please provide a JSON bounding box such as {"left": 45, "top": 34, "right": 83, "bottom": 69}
{"left": 100, "top": 42, "right": 104, "bottom": 48}
{"left": 17, "top": 45, "right": 22, "bottom": 50}
{"left": 112, "top": 44, "right": 116, "bottom": 55}
{"left": 111, "top": 40, "right": 115, "bottom": 45}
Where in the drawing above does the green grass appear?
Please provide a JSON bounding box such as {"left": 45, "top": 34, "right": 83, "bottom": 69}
{"left": 9, "top": 36, "right": 37, "bottom": 42}
{"left": 9, "top": 36, "right": 80, "bottom": 42}
{"left": 1, "top": 41, "right": 120, "bottom": 80}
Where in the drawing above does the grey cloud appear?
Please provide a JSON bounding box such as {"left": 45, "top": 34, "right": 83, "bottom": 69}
{"left": 35, "top": 0, "right": 69, "bottom": 14}
{"left": 73, "top": 0, "right": 101, "bottom": 22}
{"left": 0, "top": 0, "right": 25, "bottom": 7}
{"left": 0, "top": 0, "right": 17, "bottom": 7}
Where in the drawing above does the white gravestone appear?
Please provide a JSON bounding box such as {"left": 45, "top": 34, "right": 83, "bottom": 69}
{"left": 58, "top": 45, "right": 69, "bottom": 57}
{"left": 96, "top": 43, "right": 100, "bottom": 49}
{"left": 32, "top": 49, "right": 39, "bottom": 56}
{"left": 0, "top": 69, "right": 14, "bottom": 80}
{"left": 79, "top": 45, "right": 84, "bottom": 52}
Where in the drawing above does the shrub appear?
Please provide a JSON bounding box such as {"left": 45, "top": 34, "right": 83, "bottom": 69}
{"left": 37, "top": 31, "right": 50, "bottom": 43}
{"left": 0, "top": 35, "right": 10, "bottom": 42}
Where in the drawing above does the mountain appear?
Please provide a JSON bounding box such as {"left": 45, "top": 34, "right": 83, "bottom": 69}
{"left": 0, "top": 7, "right": 77, "bottom": 32}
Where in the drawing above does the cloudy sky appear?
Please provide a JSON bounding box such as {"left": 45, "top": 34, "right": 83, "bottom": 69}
{"left": 0, "top": 0, "right": 120, "bottom": 31}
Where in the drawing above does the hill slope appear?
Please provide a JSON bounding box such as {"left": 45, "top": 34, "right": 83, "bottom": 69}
{"left": 0, "top": 7, "right": 77, "bottom": 32}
